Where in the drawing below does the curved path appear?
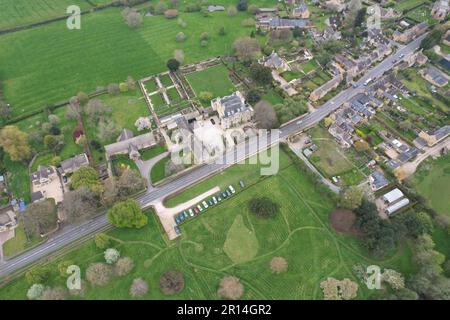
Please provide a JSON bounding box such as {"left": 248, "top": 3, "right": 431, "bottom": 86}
{"left": 134, "top": 151, "right": 169, "bottom": 189}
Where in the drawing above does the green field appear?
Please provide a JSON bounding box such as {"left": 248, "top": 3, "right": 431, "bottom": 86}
{"left": 0, "top": 0, "right": 93, "bottom": 30}
{"left": 0, "top": 148, "right": 414, "bottom": 299}
{"left": 411, "top": 154, "right": 450, "bottom": 217}
{"left": 0, "top": 8, "right": 258, "bottom": 118}
{"left": 185, "top": 64, "right": 236, "bottom": 103}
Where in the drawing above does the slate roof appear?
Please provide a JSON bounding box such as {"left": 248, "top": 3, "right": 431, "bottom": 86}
{"left": 117, "top": 129, "right": 134, "bottom": 142}
{"left": 60, "top": 153, "right": 89, "bottom": 174}
{"left": 219, "top": 93, "right": 250, "bottom": 118}
{"left": 370, "top": 171, "right": 389, "bottom": 190}
{"left": 31, "top": 191, "right": 44, "bottom": 203}
{"left": 31, "top": 165, "right": 55, "bottom": 183}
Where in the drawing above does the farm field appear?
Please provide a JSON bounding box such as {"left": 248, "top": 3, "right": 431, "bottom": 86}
{"left": 411, "top": 154, "right": 450, "bottom": 217}
{"left": 0, "top": 0, "right": 92, "bottom": 30}
{"left": 185, "top": 64, "right": 236, "bottom": 105}
{"left": 0, "top": 148, "right": 414, "bottom": 299}
{"left": 0, "top": 8, "right": 259, "bottom": 118}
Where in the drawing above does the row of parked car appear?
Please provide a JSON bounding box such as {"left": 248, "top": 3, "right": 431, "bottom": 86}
{"left": 173, "top": 181, "right": 245, "bottom": 235}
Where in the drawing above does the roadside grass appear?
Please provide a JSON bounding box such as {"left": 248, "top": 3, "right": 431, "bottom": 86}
{"left": 0, "top": 8, "right": 258, "bottom": 117}
{"left": 150, "top": 156, "right": 169, "bottom": 184}
{"left": 185, "top": 64, "right": 236, "bottom": 104}
{"left": 223, "top": 215, "right": 259, "bottom": 264}
{"left": 0, "top": 149, "right": 415, "bottom": 299}
{"left": 410, "top": 154, "right": 450, "bottom": 217}
{"left": 0, "top": 0, "right": 92, "bottom": 30}
{"left": 3, "top": 224, "right": 43, "bottom": 258}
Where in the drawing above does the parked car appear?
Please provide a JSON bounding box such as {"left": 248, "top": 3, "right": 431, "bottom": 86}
{"left": 217, "top": 195, "right": 222, "bottom": 202}
{"left": 183, "top": 211, "right": 189, "bottom": 219}
{"left": 188, "top": 209, "right": 194, "bottom": 217}
{"left": 212, "top": 196, "right": 217, "bottom": 204}
{"left": 193, "top": 207, "right": 199, "bottom": 214}
{"left": 202, "top": 201, "right": 209, "bottom": 208}
{"left": 175, "top": 216, "right": 181, "bottom": 225}
{"left": 222, "top": 192, "right": 227, "bottom": 198}
{"left": 197, "top": 204, "right": 203, "bottom": 212}
{"left": 174, "top": 226, "right": 181, "bottom": 235}
{"left": 229, "top": 185, "right": 235, "bottom": 194}
{"left": 239, "top": 180, "right": 244, "bottom": 188}
{"left": 179, "top": 214, "right": 185, "bottom": 222}
{"left": 208, "top": 199, "right": 213, "bottom": 206}
{"left": 63, "top": 176, "right": 68, "bottom": 183}
{"left": 226, "top": 189, "right": 231, "bottom": 197}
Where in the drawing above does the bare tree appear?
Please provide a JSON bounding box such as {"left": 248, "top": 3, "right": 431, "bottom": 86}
{"left": 130, "top": 278, "right": 149, "bottom": 297}
{"left": 117, "top": 169, "right": 146, "bottom": 197}
{"left": 86, "top": 263, "right": 114, "bottom": 286}
{"left": 21, "top": 200, "right": 58, "bottom": 237}
{"left": 254, "top": 101, "right": 278, "bottom": 129}
{"left": 217, "top": 276, "right": 244, "bottom": 300}
{"left": 62, "top": 186, "right": 100, "bottom": 224}
{"left": 233, "top": 37, "right": 260, "bottom": 61}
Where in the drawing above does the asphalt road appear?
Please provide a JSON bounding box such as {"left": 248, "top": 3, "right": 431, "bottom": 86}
{"left": 0, "top": 34, "right": 426, "bottom": 279}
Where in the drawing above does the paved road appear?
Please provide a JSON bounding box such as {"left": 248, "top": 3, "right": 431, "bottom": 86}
{"left": 0, "top": 34, "right": 426, "bottom": 279}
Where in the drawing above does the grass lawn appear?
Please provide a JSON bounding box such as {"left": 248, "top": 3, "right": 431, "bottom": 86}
{"left": 0, "top": 0, "right": 92, "bottom": 30}
{"left": 98, "top": 89, "right": 151, "bottom": 135}
{"left": 411, "top": 154, "right": 450, "bottom": 217}
{"left": 261, "top": 90, "right": 284, "bottom": 105}
{"left": 281, "top": 70, "right": 302, "bottom": 82}
{"left": 111, "top": 154, "right": 139, "bottom": 176}
{"left": 0, "top": 8, "right": 259, "bottom": 117}
{"left": 298, "top": 59, "right": 318, "bottom": 74}
{"left": 3, "top": 156, "right": 30, "bottom": 202}
{"left": 0, "top": 148, "right": 415, "bottom": 299}
{"left": 158, "top": 74, "right": 173, "bottom": 87}
{"left": 140, "top": 145, "right": 166, "bottom": 161}
{"left": 185, "top": 64, "right": 236, "bottom": 104}
{"left": 150, "top": 156, "right": 169, "bottom": 184}
{"left": 395, "top": 0, "right": 428, "bottom": 11}
{"left": 405, "top": 5, "right": 434, "bottom": 24}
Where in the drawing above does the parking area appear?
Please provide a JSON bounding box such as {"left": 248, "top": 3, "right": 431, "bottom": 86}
{"left": 152, "top": 180, "right": 246, "bottom": 240}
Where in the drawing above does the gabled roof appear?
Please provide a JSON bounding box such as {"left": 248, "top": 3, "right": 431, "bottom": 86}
{"left": 60, "top": 154, "right": 89, "bottom": 174}
{"left": 117, "top": 129, "right": 134, "bottom": 142}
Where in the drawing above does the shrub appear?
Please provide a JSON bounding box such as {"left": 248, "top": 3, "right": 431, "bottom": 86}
{"left": 248, "top": 4, "right": 259, "bottom": 14}
{"left": 25, "top": 267, "right": 50, "bottom": 285}
{"left": 227, "top": 6, "right": 237, "bottom": 16}
{"left": 217, "top": 276, "right": 244, "bottom": 300}
{"left": 248, "top": 197, "right": 280, "bottom": 219}
{"left": 164, "top": 9, "right": 178, "bottom": 18}
{"left": 167, "top": 58, "right": 180, "bottom": 71}
{"left": 107, "top": 83, "right": 120, "bottom": 95}
{"left": 119, "top": 82, "right": 128, "bottom": 92}
{"left": 237, "top": 0, "right": 248, "bottom": 11}
{"left": 86, "top": 263, "right": 114, "bottom": 286}
{"left": 200, "top": 32, "right": 209, "bottom": 41}
{"left": 199, "top": 91, "right": 213, "bottom": 103}
{"left": 176, "top": 32, "right": 186, "bottom": 42}
{"left": 177, "top": 18, "right": 187, "bottom": 28}
{"left": 200, "top": 40, "right": 208, "bottom": 47}
{"left": 270, "top": 257, "right": 288, "bottom": 273}
{"left": 115, "top": 257, "right": 134, "bottom": 276}
{"left": 130, "top": 278, "right": 149, "bottom": 297}
{"left": 57, "top": 260, "right": 74, "bottom": 277}
{"left": 104, "top": 248, "right": 121, "bottom": 264}
{"left": 27, "top": 284, "right": 46, "bottom": 300}
{"left": 160, "top": 271, "right": 185, "bottom": 295}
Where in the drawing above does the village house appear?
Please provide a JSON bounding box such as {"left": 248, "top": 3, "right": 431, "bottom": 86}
{"left": 211, "top": 91, "right": 253, "bottom": 130}
{"left": 105, "top": 130, "right": 158, "bottom": 161}
{"left": 392, "top": 22, "right": 428, "bottom": 43}
{"left": 324, "top": 0, "right": 346, "bottom": 12}
{"left": 369, "top": 171, "right": 389, "bottom": 191}
{"left": 417, "top": 125, "right": 450, "bottom": 147}
{"left": 30, "top": 165, "right": 64, "bottom": 204}
{"left": 256, "top": 16, "right": 312, "bottom": 30}
{"left": 259, "top": 51, "right": 291, "bottom": 72}
{"left": 431, "top": 0, "right": 449, "bottom": 21}
{"left": 59, "top": 153, "right": 89, "bottom": 176}
{"left": 0, "top": 206, "right": 17, "bottom": 233}
{"left": 309, "top": 74, "right": 343, "bottom": 102}
{"left": 292, "top": 2, "right": 310, "bottom": 19}
{"left": 419, "top": 66, "right": 449, "bottom": 87}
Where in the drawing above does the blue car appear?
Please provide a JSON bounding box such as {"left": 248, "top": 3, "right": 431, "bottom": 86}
{"left": 175, "top": 216, "right": 181, "bottom": 225}
{"left": 179, "top": 214, "right": 185, "bottom": 222}
{"left": 174, "top": 226, "right": 181, "bottom": 235}
{"left": 208, "top": 199, "right": 213, "bottom": 206}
